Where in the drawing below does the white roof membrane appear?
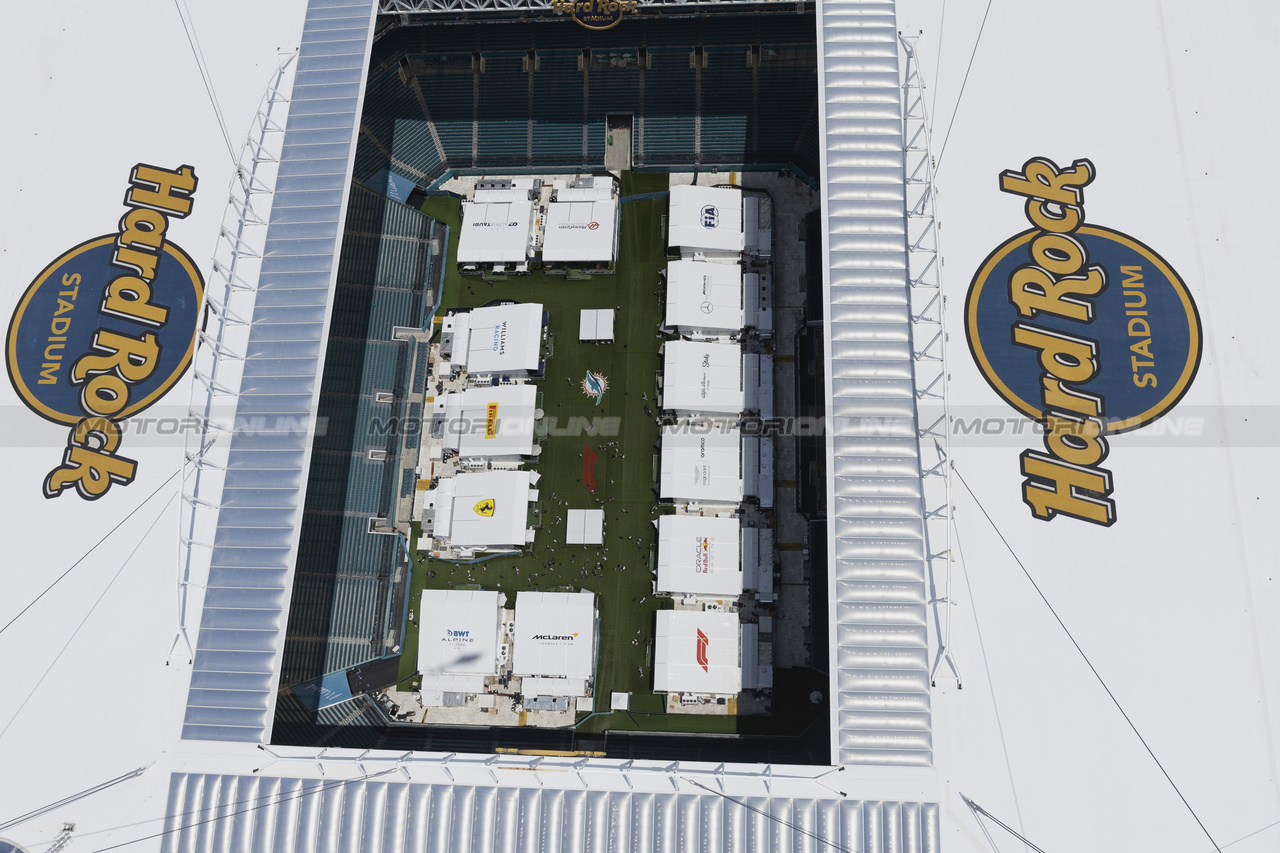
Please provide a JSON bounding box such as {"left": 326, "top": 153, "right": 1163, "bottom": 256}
{"left": 818, "top": 0, "right": 931, "bottom": 767}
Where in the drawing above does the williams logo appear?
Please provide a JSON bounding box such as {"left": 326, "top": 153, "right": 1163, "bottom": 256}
{"left": 474, "top": 499, "right": 496, "bottom": 517}
{"left": 6, "top": 164, "right": 203, "bottom": 500}
{"left": 965, "top": 157, "right": 1202, "bottom": 526}
{"left": 551, "top": 0, "right": 638, "bottom": 30}
{"left": 581, "top": 370, "right": 608, "bottom": 405}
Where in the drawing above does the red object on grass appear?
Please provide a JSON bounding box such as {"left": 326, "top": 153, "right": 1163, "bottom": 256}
{"left": 583, "top": 445, "right": 598, "bottom": 492}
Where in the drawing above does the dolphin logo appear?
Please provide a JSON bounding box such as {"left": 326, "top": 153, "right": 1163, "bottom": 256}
{"left": 581, "top": 370, "right": 609, "bottom": 405}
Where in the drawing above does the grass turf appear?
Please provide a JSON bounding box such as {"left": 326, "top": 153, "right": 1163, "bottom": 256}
{"left": 400, "top": 172, "right": 746, "bottom": 732}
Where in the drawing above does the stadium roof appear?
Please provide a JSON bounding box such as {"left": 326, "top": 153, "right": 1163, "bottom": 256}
{"left": 653, "top": 610, "right": 741, "bottom": 695}
{"left": 3, "top": 2, "right": 1279, "bottom": 853}
{"left": 656, "top": 514, "right": 743, "bottom": 597}
{"left": 512, "top": 591, "right": 596, "bottom": 680}
{"left": 661, "top": 340, "right": 744, "bottom": 416}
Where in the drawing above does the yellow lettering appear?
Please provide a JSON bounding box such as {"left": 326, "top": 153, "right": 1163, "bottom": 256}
{"left": 118, "top": 206, "right": 167, "bottom": 251}
{"left": 1000, "top": 157, "right": 1095, "bottom": 207}
{"left": 71, "top": 330, "right": 161, "bottom": 385}
{"left": 1012, "top": 324, "right": 1099, "bottom": 384}
{"left": 1020, "top": 450, "right": 1115, "bottom": 525}
{"left": 101, "top": 275, "right": 170, "bottom": 328}
{"left": 126, "top": 164, "right": 197, "bottom": 218}
{"left": 38, "top": 364, "right": 59, "bottom": 385}
{"left": 111, "top": 245, "right": 159, "bottom": 280}
{"left": 1030, "top": 233, "right": 1086, "bottom": 276}
{"left": 1025, "top": 199, "right": 1081, "bottom": 233}
{"left": 44, "top": 442, "right": 136, "bottom": 500}
{"left": 1042, "top": 377, "right": 1102, "bottom": 418}
{"left": 1044, "top": 414, "right": 1108, "bottom": 467}
{"left": 1009, "top": 265, "right": 1105, "bottom": 322}
{"left": 80, "top": 373, "right": 129, "bottom": 417}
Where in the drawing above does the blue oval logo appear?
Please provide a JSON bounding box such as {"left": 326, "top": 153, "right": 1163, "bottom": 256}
{"left": 7, "top": 235, "right": 202, "bottom": 425}
{"left": 5, "top": 163, "right": 202, "bottom": 499}
{"left": 963, "top": 156, "right": 1202, "bottom": 526}
{"left": 967, "top": 225, "right": 1201, "bottom": 433}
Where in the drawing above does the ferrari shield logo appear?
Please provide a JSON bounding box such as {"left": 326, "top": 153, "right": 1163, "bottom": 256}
{"left": 473, "top": 499, "right": 496, "bottom": 517}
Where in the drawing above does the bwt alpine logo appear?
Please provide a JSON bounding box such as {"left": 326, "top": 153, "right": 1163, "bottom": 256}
{"left": 700, "top": 205, "right": 719, "bottom": 228}
{"left": 695, "top": 628, "right": 709, "bottom": 672}
{"left": 965, "top": 157, "right": 1202, "bottom": 527}
{"left": 6, "top": 164, "right": 203, "bottom": 500}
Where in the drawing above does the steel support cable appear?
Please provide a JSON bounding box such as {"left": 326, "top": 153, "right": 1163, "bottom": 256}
{"left": 934, "top": 0, "right": 994, "bottom": 176}
{"left": 0, "top": 468, "right": 181, "bottom": 639}
{"left": 953, "top": 465, "right": 1223, "bottom": 853}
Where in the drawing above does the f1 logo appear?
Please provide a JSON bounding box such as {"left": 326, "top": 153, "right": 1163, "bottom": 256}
{"left": 696, "top": 628, "right": 709, "bottom": 672}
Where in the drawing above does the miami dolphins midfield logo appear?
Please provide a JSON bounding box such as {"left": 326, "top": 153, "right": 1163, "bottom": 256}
{"left": 6, "top": 164, "right": 203, "bottom": 500}
{"left": 581, "top": 370, "right": 608, "bottom": 405}
{"left": 965, "top": 157, "right": 1201, "bottom": 527}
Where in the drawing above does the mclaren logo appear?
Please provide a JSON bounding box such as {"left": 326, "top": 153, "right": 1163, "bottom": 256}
{"left": 696, "top": 628, "right": 709, "bottom": 672}
{"left": 473, "top": 498, "right": 495, "bottom": 517}
{"left": 531, "top": 633, "right": 579, "bottom": 642}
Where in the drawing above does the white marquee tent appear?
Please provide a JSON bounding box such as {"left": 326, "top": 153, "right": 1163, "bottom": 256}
{"left": 443, "top": 302, "right": 544, "bottom": 377}
{"left": 437, "top": 384, "right": 539, "bottom": 460}
{"left": 654, "top": 610, "right": 742, "bottom": 696}
{"left": 660, "top": 426, "right": 743, "bottom": 504}
{"left": 661, "top": 339, "right": 744, "bottom": 416}
{"left": 424, "top": 470, "right": 538, "bottom": 550}
{"left": 664, "top": 259, "right": 744, "bottom": 336}
{"left": 667, "top": 184, "right": 744, "bottom": 261}
{"left": 416, "top": 589, "right": 504, "bottom": 693}
{"left": 656, "top": 514, "right": 742, "bottom": 597}
{"left": 512, "top": 591, "right": 597, "bottom": 685}
{"left": 457, "top": 199, "right": 534, "bottom": 265}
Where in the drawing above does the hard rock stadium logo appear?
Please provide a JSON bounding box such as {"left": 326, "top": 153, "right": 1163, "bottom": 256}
{"left": 965, "top": 157, "right": 1202, "bottom": 527}
{"left": 551, "top": 0, "right": 638, "bottom": 31}
{"left": 5, "top": 164, "right": 203, "bottom": 500}
{"left": 581, "top": 370, "right": 608, "bottom": 405}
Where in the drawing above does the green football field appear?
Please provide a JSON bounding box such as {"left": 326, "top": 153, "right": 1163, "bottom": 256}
{"left": 398, "top": 171, "right": 737, "bottom": 734}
